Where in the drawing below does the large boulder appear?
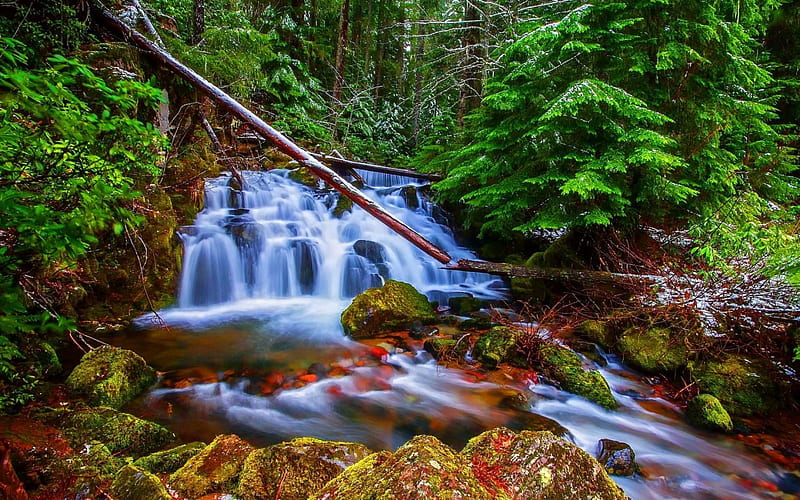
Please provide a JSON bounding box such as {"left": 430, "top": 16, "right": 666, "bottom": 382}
{"left": 110, "top": 464, "right": 172, "bottom": 500}
{"left": 462, "top": 428, "right": 628, "bottom": 500}
{"left": 472, "top": 326, "right": 520, "bottom": 369}
{"left": 617, "top": 327, "right": 689, "bottom": 374}
{"left": 237, "top": 437, "right": 371, "bottom": 500}
{"left": 65, "top": 346, "right": 156, "bottom": 409}
{"left": 313, "top": 435, "right": 501, "bottom": 500}
{"left": 169, "top": 434, "right": 254, "bottom": 498}
{"left": 688, "top": 355, "right": 785, "bottom": 416}
{"left": 35, "top": 407, "right": 175, "bottom": 458}
{"left": 685, "top": 394, "right": 733, "bottom": 433}
{"left": 539, "top": 345, "right": 618, "bottom": 410}
{"left": 341, "top": 280, "right": 436, "bottom": 339}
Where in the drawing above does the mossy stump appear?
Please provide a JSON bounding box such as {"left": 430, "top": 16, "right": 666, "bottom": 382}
{"left": 462, "top": 427, "right": 627, "bottom": 500}
{"left": 237, "top": 437, "right": 371, "bottom": 500}
{"left": 341, "top": 280, "right": 435, "bottom": 339}
{"left": 169, "top": 434, "right": 254, "bottom": 498}
{"left": 685, "top": 394, "right": 733, "bottom": 433}
{"left": 66, "top": 346, "right": 156, "bottom": 410}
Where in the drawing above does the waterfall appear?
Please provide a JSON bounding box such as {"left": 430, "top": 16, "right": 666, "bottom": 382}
{"left": 175, "top": 169, "right": 505, "bottom": 309}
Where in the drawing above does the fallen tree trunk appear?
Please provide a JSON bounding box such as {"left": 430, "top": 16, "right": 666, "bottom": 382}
{"left": 93, "top": 5, "right": 452, "bottom": 265}
{"left": 310, "top": 153, "right": 442, "bottom": 182}
{"left": 447, "top": 259, "right": 658, "bottom": 285}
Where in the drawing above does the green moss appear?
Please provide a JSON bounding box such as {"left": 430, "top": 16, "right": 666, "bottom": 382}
{"left": 133, "top": 442, "right": 206, "bottom": 474}
{"left": 575, "top": 320, "right": 615, "bottom": 348}
{"left": 509, "top": 277, "right": 548, "bottom": 302}
{"left": 618, "top": 327, "right": 689, "bottom": 374}
{"left": 66, "top": 346, "right": 156, "bottom": 410}
{"left": 341, "top": 280, "right": 436, "bottom": 339}
{"left": 462, "top": 428, "right": 627, "bottom": 500}
{"left": 459, "top": 317, "right": 494, "bottom": 331}
{"left": 423, "top": 337, "right": 470, "bottom": 361}
{"left": 539, "top": 345, "right": 617, "bottom": 409}
{"left": 685, "top": 394, "right": 733, "bottom": 433}
{"left": 237, "top": 437, "right": 371, "bottom": 500}
{"left": 110, "top": 464, "right": 172, "bottom": 500}
{"left": 332, "top": 194, "right": 353, "bottom": 217}
{"left": 472, "top": 327, "right": 520, "bottom": 369}
{"left": 169, "top": 434, "right": 254, "bottom": 498}
{"left": 313, "top": 435, "right": 501, "bottom": 500}
{"left": 689, "top": 355, "right": 786, "bottom": 416}
{"left": 36, "top": 407, "right": 175, "bottom": 458}
{"left": 448, "top": 296, "right": 484, "bottom": 315}
{"left": 288, "top": 167, "right": 320, "bottom": 187}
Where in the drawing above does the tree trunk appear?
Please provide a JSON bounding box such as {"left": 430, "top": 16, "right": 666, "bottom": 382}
{"left": 457, "top": 0, "right": 483, "bottom": 127}
{"left": 446, "top": 259, "right": 657, "bottom": 285}
{"left": 310, "top": 153, "right": 442, "bottom": 181}
{"left": 412, "top": 23, "right": 426, "bottom": 146}
{"left": 92, "top": 5, "right": 453, "bottom": 265}
{"left": 332, "top": 0, "right": 350, "bottom": 106}
{"left": 191, "top": 0, "right": 205, "bottom": 45}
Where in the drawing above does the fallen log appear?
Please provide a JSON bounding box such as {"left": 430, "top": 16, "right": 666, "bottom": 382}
{"left": 93, "top": 4, "right": 452, "bottom": 265}
{"left": 310, "top": 153, "right": 442, "bottom": 182}
{"left": 447, "top": 259, "right": 658, "bottom": 285}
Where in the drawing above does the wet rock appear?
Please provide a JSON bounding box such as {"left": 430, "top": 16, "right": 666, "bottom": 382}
{"left": 133, "top": 441, "right": 206, "bottom": 474}
{"left": 505, "top": 411, "right": 569, "bottom": 438}
{"left": 685, "top": 394, "right": 733, "bottom": 433}
{"left": 0, "top": 440, "right": 28, "bottom": 500}
{"left": 618, "top": 327, "right": 689, "bottom": 374}
{"left": 596, "top": 439, "right": 638, "bottom": 476}
{"left": 409, "top": 324, "right": 439, "bottom": 339}
{"left": 169, "top": 434, "right": 254, "bottom": 498}
{"left": 237, "top": 437, "right": 371, "bottom": 500}
{"left": 423, "top": 337, "right": 469, "bottom": 361}
{"left": 462, "top": 427, "right": 627, "bottom": 500}
{"left": 448, "top": 296, "right": 484, "bottom": 316}
{"left": 353, "top": 240, "right": 387, "bottom": 264}
{"left": 0, "top": 416, "right": 73, "bottom": 489}
{"left": 400, "top": 186, "right": 419, "bottom": 210}
{"left": 459, "top": 317, "right": 494, "bottom": 331}
{"left": 110, "top": 464, "right": 172, "bottom": 500}
{"left": 576, "top": 320, "right": 616, "bottom": 348}
{"left": 333, "top": 194, "right": 353, "bottom": 217}
{"left": 341, "top": 280, "right": 436, "bottom": 339}
{"left": 539, "top": 345, "right": 618, "bottom": 410}
{"left": 36, "top": 407, "right": 175, "bottom": 458}
{"left": 688, "top": 355, "right": 786, "bottom": 416}
{"left": 313, "top": 435, "right": 500, "bottom": 500}
{"left": 65, "top": 345, "right": 156, "bottom": 410}
{"left": 472, "top": 326, "right": 520, "bottom": 369}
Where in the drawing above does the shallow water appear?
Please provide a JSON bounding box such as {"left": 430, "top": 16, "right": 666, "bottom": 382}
{"left": 121, "top": 169, "right": 790, "bottom": 499}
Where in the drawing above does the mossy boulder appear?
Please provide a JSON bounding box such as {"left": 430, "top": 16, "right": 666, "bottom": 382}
{"left": 458, "top": 317, "right": 494, "bottom": 331}
{"left": 169, "top": 434, "right": 254, "bottom": 498}
{"left": 313, "top": 435, "right": 501, "bottom": 500}
{"left": 539, "top": 345, "right": 617, "bottom": 410}
{"left": 110, "top": 464, "right": 172, "bottom": 500}
{"left": 341, "top": 280, "right": 436, "bottom": 339}
{"left": 133, "top": 441, "right": 206, "bottom": 474}
{"left": 618, "top": 327, "right": 689, "bottom": 374}
{"left": 66, "top": 346, "right": 156, "bottom": 410}
{"left": 472, "top": 327, "right": 520, "bottom": 369}
{"left": 685, "top": 394, "right": 733, "bottom": 433}
{"left": 462, "top": 427, "right": 627, "bottom": 500}
{"left": 423, "top": 337, "right": 470, "bottom": 361}
{"left": 576, "top": 320, "right": 615, "bottom": 348}
{"left": 237, "top": 437, "right": 371, "bottom": 500}
{"left": 36, "top": 407, "right": 175, "bottom": 458}
{"left": 448, "top": 296, "right": 484, "bottom": 315}
{"left": 332, "top": 194, "right": 354, "bottom": 217}
{"left": 689, "top": 355, "right": 785, "bottom": 416}
{"left": 509, "top": 277, "right": 548, "bottom": 302}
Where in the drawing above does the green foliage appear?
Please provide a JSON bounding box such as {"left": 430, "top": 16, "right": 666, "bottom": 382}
{"left": 421, "top": 0, "right": 796, "bottom": 239}
{"left": 0, "top": 0, "right": 90, "bottom": 55}
{"left": 0, "top": 37, "right": 164, "bottom": 412}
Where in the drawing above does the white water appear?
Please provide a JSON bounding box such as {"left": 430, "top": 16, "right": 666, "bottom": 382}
{"left": 134, "top": 169, "right": 787, "bottom": 500}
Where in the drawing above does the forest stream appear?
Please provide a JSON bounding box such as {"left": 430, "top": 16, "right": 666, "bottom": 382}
{"left": 106, "top": 169, "right": 795, "bottom": 500}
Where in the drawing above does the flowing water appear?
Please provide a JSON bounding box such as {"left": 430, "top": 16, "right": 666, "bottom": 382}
{"left": 124, "top": 169, "right": 791, "bottom": 499}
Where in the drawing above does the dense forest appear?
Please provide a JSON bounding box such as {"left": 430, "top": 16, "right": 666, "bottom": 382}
{"left": 1, "top": 0, "right": 799, "bottom": 498}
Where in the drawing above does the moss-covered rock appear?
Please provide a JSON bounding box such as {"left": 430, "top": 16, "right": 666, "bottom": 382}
{"left": 341, "top": 280, "right": 436, "bottom": 339}
{"left": 169, "top": 434, "right": 254, "bottom": 498}
{"left": 576, "top": 320, "right": 615, "bottom": 348}
{"left": 110, "top": 464, "right": 172, "bottom": 500}
{"left": 462, "top": 428, "right": 627, "bottom": 500}
{"left": 288, "top": 167, "right": 321, "bottom": 187}
{"left": 458, "top": 317, "right": 494, "bottom": 331}
{"left": 539, "top": 345, "right": 617, "bottom": 410}
{"left": 36, "top": 407, "right": 175, "bottom": 458}
{"left": 689, "top": 355, "right": 785, "bottom": 416}
{"left": 65, "top": 346, "right": 156, "bottom": 410}
{"left": 617, "top": 327, "right": 689, "bottom": 374}
{"left": 685, "top": 394, "right": 733, "bottom": 433}
{"left": 472, "top": 327, "right": 520, "bottom": 369}
{"left": 448, "top": 296, "right": 484, "bottom": 315}
{"left": 509, "top": 277, "right": 548, "bottom": 302}
{"left": 237, "top": 437, "right": 371, "bottom": 500}
{"left": 423, "top": 337, "right": 470, "bottom": 361}
{"left": 133, "top": 441, "right": 206, "bottom": 474}
{"left": 313, "top": 435, "right": 501, "bottom": 500}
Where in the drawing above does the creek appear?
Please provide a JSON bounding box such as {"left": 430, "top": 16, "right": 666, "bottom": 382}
{"left": 119, "top": 169, "right": 788, "bottom": 499}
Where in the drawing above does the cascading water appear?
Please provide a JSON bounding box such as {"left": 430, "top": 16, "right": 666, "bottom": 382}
{"left": 127, "top": 169, "right": 793, "bottom": 500}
